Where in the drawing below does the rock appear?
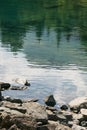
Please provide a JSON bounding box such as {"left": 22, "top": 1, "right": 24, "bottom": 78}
{"left": 46, "top": 106, "right": 57, "bottom": 112}
{"left": 24, "top": 80, "right": 30, "bottom": 86}
{"left": 73, "top": 120, "right": 80, "bottom": 125}
{"left": 14, "top": 78, "right": 30, "bottom": 86}
{"left": 55, "top": 122, "right": 72, "bottom": 130}
{"left": 80, "top": 109, "right": 87, "bottom": 117}
{"left": 23, "top": 98, "right": 38, "bottom": 103}
{"left": 12, "top": 116, "right": 37, "bottom": 130}
{"left": 0, "top": 107, "right": 24, "bottom": 116}
{"left": 46, "top": 110, "right": 58, "bottom": 121}
{"left": 10, "top": 78, "right": 30, "bottom": 90}
{"left": 68, "top": 120, "right": 80, "bottom": 127}
{"left": 10, "top": 84, "right": 28, "bottom": 90}
{"left": 0, "top": 115, "right": 13, "bottom": 129}
{"left": 4, "top": 97, "right": 23, "bottom": 104}
{"left": 72, "top": 113, "right": 84, "bottom": 121}
{"left": 0, "top": 82, "right": 10, "bottom": 90}
{"left": 63, "top": 111, "right": 72, "bottom": 121}
{"left": 1, "top": 101, "right": 26, "bottom": 114}
{"left": 60, "top": 105, "right": 68, "bottom": 110}
{"left": 0, "top": 91, "right": 2, "bottom": 101}
{"left": 11, "top": 98, "right": 22, "bottom": 104}
{"left": 37, "top": 122, "right": 43, "bottom": 126}
{"left": 69, "top": 97, "right": 87, "bottom": 113}
{"left": 80, "top": 121, "right": 87, "bottom": 127}
{"left": 22, "top": 102, "right": 48, "bottom": 124}
{"left": 44, "top": 95, "right": 56, "bottom": 107}
{"left": 72, "top": 124, "right": 86, "bottom": 130}
{"left": 57, "top": 113, "right": 67, "bottom": 125}
{"left": 37, "top": 122, "right": 71, "bottom": 130}
{"left": 1, "top": 115, "right": 37, "bottom": 130}
{"left": 9, "top": 124, "right": 20, "bottom": 130}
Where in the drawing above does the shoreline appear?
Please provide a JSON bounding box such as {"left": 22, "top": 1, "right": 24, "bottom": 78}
{"left": 0, "top": 82, "right": 87, "bottom": 129}
{"left": 0, "top": 94, "right": 87, "bottom": 130}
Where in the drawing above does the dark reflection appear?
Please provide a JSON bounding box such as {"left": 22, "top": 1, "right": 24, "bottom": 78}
{"left": 0, "top": 0, "right": 87, "bottom": 52}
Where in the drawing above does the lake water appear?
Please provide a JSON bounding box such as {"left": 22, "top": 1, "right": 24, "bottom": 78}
{"left": 0, "top": 0, "right": 87, "bottom": 105}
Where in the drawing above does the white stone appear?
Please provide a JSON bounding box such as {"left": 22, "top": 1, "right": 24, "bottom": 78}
{"left": 69, "top": 97, "right": 87, "bottom": 108}
{"left": 80, "top": 109, "right": 87, "bottom": 116}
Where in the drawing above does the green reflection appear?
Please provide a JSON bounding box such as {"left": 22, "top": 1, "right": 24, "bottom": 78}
{"left": 0, "top": 0, "right": 87, "bottom": 64}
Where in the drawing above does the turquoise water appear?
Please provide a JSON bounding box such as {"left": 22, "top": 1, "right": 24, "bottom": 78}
{"left": 0, "top": 0, "right": 87, "bottom": 104}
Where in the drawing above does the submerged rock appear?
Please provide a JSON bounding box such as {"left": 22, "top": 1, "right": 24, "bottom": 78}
{"left": 45, "top": 95, "right": 56, "bottom": 107}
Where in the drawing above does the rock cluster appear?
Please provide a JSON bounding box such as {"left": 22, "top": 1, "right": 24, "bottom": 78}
{"left": 0, "top": 80, "right": 30, "bottom": 91}
{"left": 0, "top": 95, "right": 87, "bottom": 130}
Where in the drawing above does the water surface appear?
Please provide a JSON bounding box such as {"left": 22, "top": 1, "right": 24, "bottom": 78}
{"left": 0, "top": 0, "right": 87, "bottom": 105}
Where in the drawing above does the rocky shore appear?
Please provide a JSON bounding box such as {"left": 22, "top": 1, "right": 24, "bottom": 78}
{"left": 0, "top": 82, "right": 87, "bottom": 130}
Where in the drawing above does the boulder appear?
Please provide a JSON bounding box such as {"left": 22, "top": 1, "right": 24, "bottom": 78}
{"left": 69, "top": 97, "right": 87, "bottom": 113}
{"left": 22, "top": 102, "right": 48, "bottom": 124}
{"left": 80, "top": 109, "right": 87, "bottom": 117}
{"left": 44, "top": 95, "right": 56, "bottom": 107}
{"left": 60, "top": 104, "right": 68, "bottom": 110}
{"left": 10, "top": 78, "right": 30, "bottom": 90}
{"left": 0, "top": 82, "right": 10, "bottom": 90}
{"left": 14, "top": 78, "right": 30, "bottom": 86}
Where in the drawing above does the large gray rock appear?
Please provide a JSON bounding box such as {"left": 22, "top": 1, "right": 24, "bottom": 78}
{"left": 22, "top": 102, "right": 48, "bottom": 124}
{"left": 45, "top": 95, "right": 56, "bottom": 107}
{"left": 69, "top": 97, "right": 87, "bottom": 112}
